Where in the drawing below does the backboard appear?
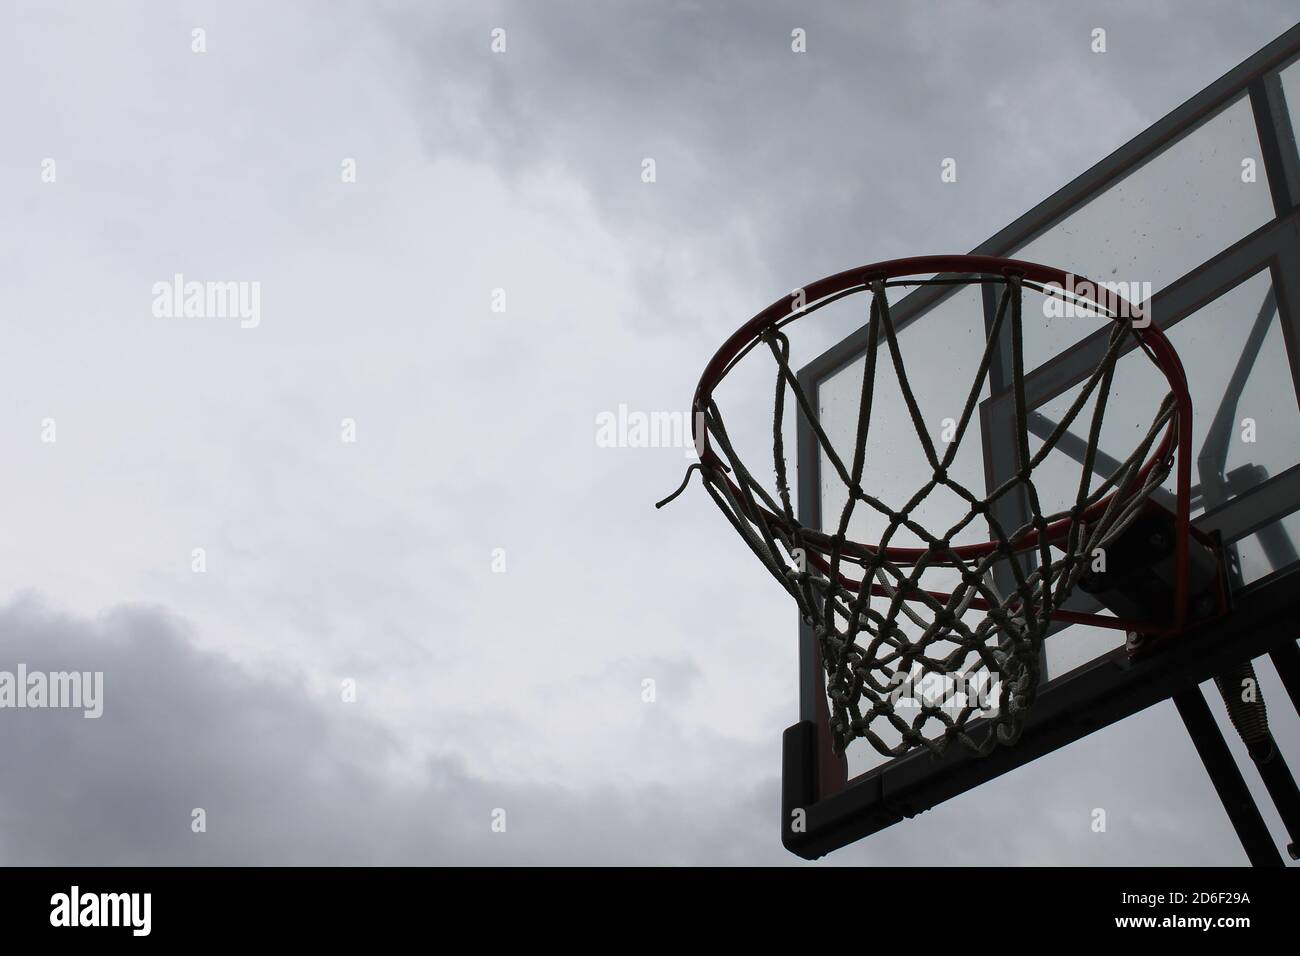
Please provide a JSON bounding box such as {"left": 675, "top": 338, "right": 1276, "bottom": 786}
{"left": 783, "top": 23, "right": 1300, "bottom": 859}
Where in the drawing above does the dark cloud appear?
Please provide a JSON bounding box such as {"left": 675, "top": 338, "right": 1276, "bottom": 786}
{"left": 382, "top": 0, "right": 1300, "bottom": 313}
{"left": 0, "top": 596, "right": 794, "bottom": 864}
{"left": 0, "top": 595, "right": 1285, "bottom": 864}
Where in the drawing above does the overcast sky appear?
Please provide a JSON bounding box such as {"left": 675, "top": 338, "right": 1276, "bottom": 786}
{"left": 1, "top": 0, "right": 1298, "bottom": 865}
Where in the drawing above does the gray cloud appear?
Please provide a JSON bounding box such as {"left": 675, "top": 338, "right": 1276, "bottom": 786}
{"left": 1, "top": 0, "right": 1296, "bottom": 867}
{"left": 0, "top": 595, "right": 1282, "bottom": 864}
{"left": 384, "top": 0, "right": 1300, "bottom": 317}
{"left": 0, "top": 596, "right": 790, "bottom": 865}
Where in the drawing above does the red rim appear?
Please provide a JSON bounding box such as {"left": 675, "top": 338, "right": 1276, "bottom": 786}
{"left": 693, "top": 254, "right": 1194, "bottom": 629}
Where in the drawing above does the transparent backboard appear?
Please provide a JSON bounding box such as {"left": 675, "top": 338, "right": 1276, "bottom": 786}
{"left": 804, "top": 46, "right": 1300, "bottom": 784}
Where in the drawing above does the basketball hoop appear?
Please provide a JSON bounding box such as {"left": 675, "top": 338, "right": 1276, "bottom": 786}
{"left": 660, "top": 256, "right": 1212, "bottom": 757}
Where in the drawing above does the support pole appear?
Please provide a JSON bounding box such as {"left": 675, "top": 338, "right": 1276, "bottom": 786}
{"left": 1173, "top": 687, "right": 1283, "bottom": 867}
{"left": 1247, "top": 734, "right": 1300, "bottom": 859}
{"left": 1270, "top": 640, "right": 1300, "bottom": 717}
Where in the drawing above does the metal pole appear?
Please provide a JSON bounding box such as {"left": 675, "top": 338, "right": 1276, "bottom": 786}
{"left": 1247, "top": 734, "right": 1300, "bottom": 859}
{"left": 1173, "top": 687, "right": 1283, "bottom": 866}
{"left": 1270, "top": 640, "right": 1300, "bottom": 717}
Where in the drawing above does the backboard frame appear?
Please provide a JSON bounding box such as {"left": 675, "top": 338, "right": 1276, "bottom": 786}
{"left": 784, "top": 22, "right": 1300, "bottom": 860}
